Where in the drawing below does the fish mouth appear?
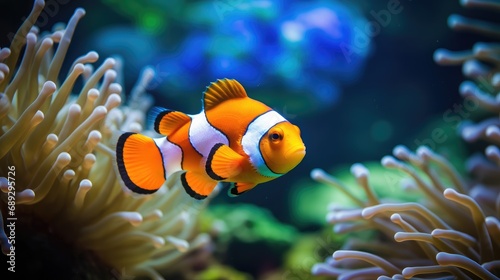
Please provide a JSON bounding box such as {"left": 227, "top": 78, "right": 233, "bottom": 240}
{"left": 286, "top": 145, "right": 306, "bottom": 161}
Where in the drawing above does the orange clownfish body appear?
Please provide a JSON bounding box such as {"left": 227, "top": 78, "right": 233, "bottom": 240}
{"left": 116, "top": 79, "right": 306, "bottom": 199}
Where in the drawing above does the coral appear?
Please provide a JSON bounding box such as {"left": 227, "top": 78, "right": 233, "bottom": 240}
{"left": 205, "top": 203, "right": 298, "bottom": 246}
{"left": 311, "top": 0, "right": 500, "bottom": 279}
{"left": 202, "top": 203, "right": 298, "bottom": 276}
{"left": 154, "top": 1, "right": 369, "bottom": 110}
{"left": 196, "top": 263, "right": 253, "bottom": 280}
{"left": 0, "top": 1, "right": 211, "bottom": 278}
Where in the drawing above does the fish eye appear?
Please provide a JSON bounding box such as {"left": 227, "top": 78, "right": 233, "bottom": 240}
{"left": 268, "top": 128, "right": 283, "bottom": 143}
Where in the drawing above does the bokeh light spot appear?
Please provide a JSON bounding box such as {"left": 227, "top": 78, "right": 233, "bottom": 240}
{"left": 281, "top": 21, "right": 305, "bottom": 42}
{"left": 140, "top": 11, "right": 164, "bottom": 33}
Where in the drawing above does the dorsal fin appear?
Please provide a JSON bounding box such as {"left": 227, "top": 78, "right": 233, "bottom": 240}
{"left": 203, "top": 79, "right": 248, "bottom": 110}
{"left": 153, "top": 107, "right": 191, "bottom": 136}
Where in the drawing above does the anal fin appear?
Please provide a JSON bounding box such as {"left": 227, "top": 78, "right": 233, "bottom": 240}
{"left": 181, "top": 172, "right": 218, "bottom": 200}
{"left": 116, "top": 132, "right": 166, "bottom": 194}
{"left": 229, "top": 182, "right": 257, "bottom": 197}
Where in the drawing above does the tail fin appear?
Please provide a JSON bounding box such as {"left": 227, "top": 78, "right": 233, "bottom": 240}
{"left": 116, "top": 132, "right": 166, "bottom": 194}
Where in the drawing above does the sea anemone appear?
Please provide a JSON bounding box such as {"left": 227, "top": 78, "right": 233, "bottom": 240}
{"left": 310, "top": 146, "right": 500, "bottom": 279}
{"left": 434, "top": 0, "right": 500, "bottom": 186}
{"left": 311, "top": 0, "right": 500, "bottom": 279}
{"left": 0, "top": 1, "right": 211, "bottom": 278}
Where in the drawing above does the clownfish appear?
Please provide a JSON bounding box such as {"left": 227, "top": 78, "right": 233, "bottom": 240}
{"left": 116, "top": 79, "right": 306, "bottom": 199}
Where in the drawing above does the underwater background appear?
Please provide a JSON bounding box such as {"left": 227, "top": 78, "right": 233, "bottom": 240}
{"left": 0, "top": 0, "right": 467, "bottom": 221}
{"left": 1, "top": 0, "right": 499, "bottom": 279}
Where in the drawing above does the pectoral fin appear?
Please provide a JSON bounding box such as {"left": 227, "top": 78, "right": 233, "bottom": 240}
{"left": 206, "top": 143, "right": 243, "bottom": 180}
